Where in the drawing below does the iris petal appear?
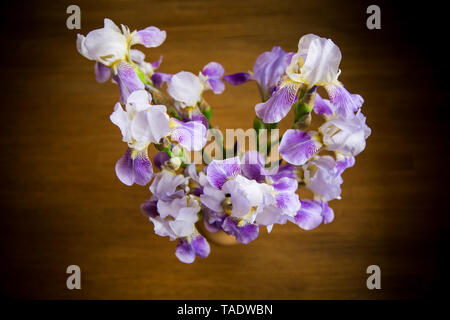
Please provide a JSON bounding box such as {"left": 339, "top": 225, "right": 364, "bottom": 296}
{"left": 279, "top": 129, "right": 322, "bottom": 165}
{"left": 255, "top": 82, "right": 301, "bottom": 123}
{"left": 131, "top": 26, "right": 166, "bottom": 48}
{"left": 206, "top": 157, "right": 241, "bottom": 190}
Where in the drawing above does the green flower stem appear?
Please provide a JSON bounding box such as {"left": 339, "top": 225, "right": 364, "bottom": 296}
{"left": 292, "top": 86, "right": 317, "bottom": 130}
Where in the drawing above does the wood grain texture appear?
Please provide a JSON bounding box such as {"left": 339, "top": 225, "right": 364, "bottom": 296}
{"left": 0, "top": 0, "right": 448, "bottom": 299}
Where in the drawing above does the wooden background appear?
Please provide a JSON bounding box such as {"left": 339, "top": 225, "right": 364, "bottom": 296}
{"left": 1, "top": 0, "right": 449, "bottom": 299}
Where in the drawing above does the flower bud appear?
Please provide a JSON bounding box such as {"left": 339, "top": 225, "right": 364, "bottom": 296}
{"left": 167, "top": 157, "right": 182, "bottom": 170}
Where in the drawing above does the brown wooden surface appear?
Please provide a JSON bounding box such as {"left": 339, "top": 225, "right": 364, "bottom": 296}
{"left": 0, "top": 0, "right": 449, "bottom": 299}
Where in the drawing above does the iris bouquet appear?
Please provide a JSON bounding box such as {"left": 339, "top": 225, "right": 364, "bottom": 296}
{"left": 76, "top": 19, "right": 371, "bottom": 263}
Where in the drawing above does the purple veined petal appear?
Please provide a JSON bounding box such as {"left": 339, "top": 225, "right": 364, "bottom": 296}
{"left": 170, "top": 119, "right": 207, "bottom": 151}
{"left": 272, "top": 177, "right": 298, "bottom": 193}
{"left": 253, "top": 46, "right": 292, "bottom": 100}
{"left": 131, "top": 26, "right": 167, "bottom": 48}
{"left": 325, "top": 85, "right": 363, "bottom": 119}
{"left": 241, "top": 151, "right": 267, "bottom": 183}
{"left": 294, "top": 199, "right": 323, "bottom": 230}
{"left": 151, "top": 55, "right": 163, "bottom": 69}
{"left": 234, "top": 222, "right": 259, "bottom": 244}
{"left": 202, "top": 62, "right": 224, "bottom": 78}
{"left": 175, "top": 239, "right": 196, "bottom": 264}
{"left": 321, "top": 201, "right": 334, "bottom": 224}
{"left": 208, "top": 78, "right": 225, "bottom": 94}
{"left": 255, "top": 82, "right": 301, "bottom": 123}
{"left": 115, "top": 148, "right": 153, "bottom": 186}
{"left": 153, "top": 151, "right": 170, "bottom": 169}
{"left": 314, "top": 93, "right": 334, "bottom": 116}
{"left": 141, "top": 200, "right": 158, "bottom": 218}
{"left": 279, "top": 129, "right": 322, "bottom": 165}
{"left": 94, "top": 62, "right": 111, "bottom": 83}
{"left": 151, "top": 72, "right": 173, "bottom": 88}
{"left": 191, "top": 235, "right": 211, "bottom": 258}
{"left": 271, "top": 178, "right": 300, "bottom": 215}
{"left": 221, "top": 217, "right": 259, "bottom": 244}
{"left": 206, "top": 157, "right": 242, "bottom": 190}
{"left": 114, "top": 61, "right": 145, "bottom": 104}
{"left": 276, "top": 192, "right": 301, "bottom": 213}
{"left": 335, "top": 155, "right": 355, "bottom": 176}
{"left": 223, "top": 72, "right": 253, "bottom": 85}
{"left": 133, "top": 149, "right": 154, "bottom": 185}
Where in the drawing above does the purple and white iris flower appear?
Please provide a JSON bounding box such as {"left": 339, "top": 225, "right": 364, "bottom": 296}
{"left": 200, "top": 62, "right": 226, "bottom": 94}
{"left": 110, "top": 89, "right": 207, "bottom": 185}
{"left": 77, "top": 18, "right": 166, "bottom": 103}
{"left": 77, "top": 21, "right": 371, "bottom": 263}
{"left": 278, "top": 95, "right": 371, "bottom": 168}
{"left": 292, "top": 199, "right": 334, "bottom": 230}
{"left": 153, "top": 62, "right": 225, "bottom": 108}
{"left": 302, "top": 155, "right": 344, "bottom": 202}
{"left": 251, "top": 34, "right": 364, "bottom": 123}
{"left": 319, "top": 111, "right": 371, "bottom": 157}
{"left": 77, "top": 19, "right": 166, "bottom": 67}
{"left": 279, "top": 129, "right": 322, "bottom": 166}
{"left": 200, "top": 153, "right": 301, "bottom": 240}
{"left": 143, "top": 169, "right": 211, "bottom": 263}
{"left": 224, "top": 46, "right": 293, "bottom": 101}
